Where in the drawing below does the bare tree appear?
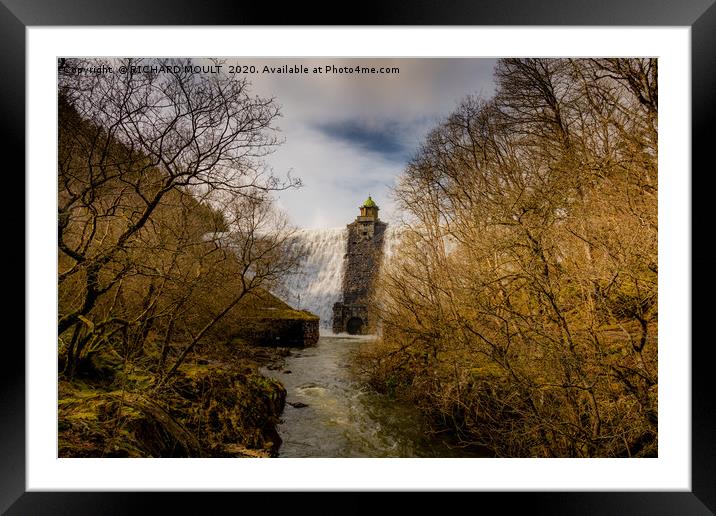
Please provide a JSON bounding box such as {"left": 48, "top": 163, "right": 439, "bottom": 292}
{"left": 58, "top": 58, "right": 300, "bottom": 376}
{"left": 161, "top": 191, "right": 303, "bottom": 381}
{"left": 363, "top": 58, "right": 658, "bottom": 457}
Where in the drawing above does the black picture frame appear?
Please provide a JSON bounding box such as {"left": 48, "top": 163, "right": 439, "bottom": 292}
{"left": 4, "top": 1, "right": 712, "bottom": 513}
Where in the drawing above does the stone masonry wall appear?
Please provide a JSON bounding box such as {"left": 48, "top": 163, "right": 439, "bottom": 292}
{"left": 233, "top": 316, "right": 319, "bottom": 347}
{"left": 333, "top": 218, "right": 387, "bottom": 334}
{"left": 343, "top": 220, "right": 387, "bottom": 304}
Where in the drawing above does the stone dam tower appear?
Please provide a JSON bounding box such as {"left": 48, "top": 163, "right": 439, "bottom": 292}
{"left": 332, "top": 196, "right": 387, "bottom": 335}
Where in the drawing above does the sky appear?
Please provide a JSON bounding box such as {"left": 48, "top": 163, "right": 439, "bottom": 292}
{"left": 230, "top": 58, "right": 498, "bottom": 229}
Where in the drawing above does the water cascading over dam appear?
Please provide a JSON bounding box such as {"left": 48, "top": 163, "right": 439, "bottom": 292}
{"left": 279, "top": 227, "right": 349, "bottom": 330}
{"left": 278, "top": 201, "right": 400, "bottom": 333}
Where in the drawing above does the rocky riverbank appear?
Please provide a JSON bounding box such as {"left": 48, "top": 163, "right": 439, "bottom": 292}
{"left": 58, "top": 287, "right": 320, "bottom": 458}
{"left": 58, "top": 341, "right": 296, "bottom": 458}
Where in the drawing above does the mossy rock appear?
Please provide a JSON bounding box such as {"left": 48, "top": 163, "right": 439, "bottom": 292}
{"left": 59, "top": 359, "right": 288, "bottom": 458}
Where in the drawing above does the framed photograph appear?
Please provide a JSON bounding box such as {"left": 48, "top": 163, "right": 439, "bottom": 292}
{"left": 7, "top": 0, "right": 712, "bottom": 513}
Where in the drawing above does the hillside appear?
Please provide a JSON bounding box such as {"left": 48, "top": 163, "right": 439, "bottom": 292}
{"left": 57, "top": 70, "right": 314, "bottom": 457}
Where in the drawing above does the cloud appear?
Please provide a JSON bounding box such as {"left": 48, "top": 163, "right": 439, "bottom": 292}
{"left": 269, "top": 122, "right": 401, "bottom": 229}
{"left": 312, "top": 119, "right": 415, "bottom": 162}
{"left": 225, "top": 58, "right": 498, "bottom": 229}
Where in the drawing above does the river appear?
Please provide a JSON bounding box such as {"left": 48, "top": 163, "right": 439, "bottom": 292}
{"left": 262, "top": 335, "right": 490, "bottom": 458}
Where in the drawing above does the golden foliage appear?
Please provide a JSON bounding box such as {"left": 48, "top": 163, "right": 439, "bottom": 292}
{"left": 362, "top": 59, "right": 658, "bottom": 457}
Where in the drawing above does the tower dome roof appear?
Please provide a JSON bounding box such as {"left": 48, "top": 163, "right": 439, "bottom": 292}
{"left": 361, "top": 195, "right": 378, "bottom": 208}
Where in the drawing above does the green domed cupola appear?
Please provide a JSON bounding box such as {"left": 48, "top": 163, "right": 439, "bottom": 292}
{"left": 362, "top": 195, "right": 378, "bottom": 208}
{"left": 359, "top": 195, "right": 380, "bottom": 220}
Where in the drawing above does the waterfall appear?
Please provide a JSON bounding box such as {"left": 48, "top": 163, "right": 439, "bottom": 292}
{"left": 382, "top": 225, "right": 402, "bottom": 260}
{"left": 277, "top": 225, "right": 404, "bottom": 330}
{"left": 278, "top": 227, "right": 349, "bottom": 329}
